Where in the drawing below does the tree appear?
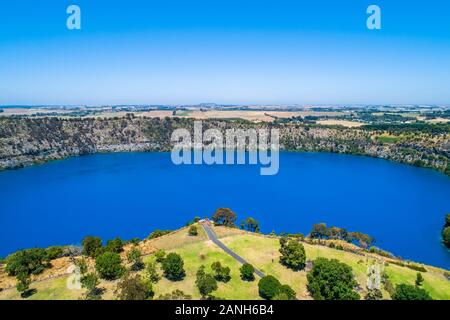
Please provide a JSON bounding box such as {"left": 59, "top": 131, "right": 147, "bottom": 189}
{"left": 115, "top": 274, "right": 153, "bottom": 300}
{"left": 240, "top": 263, "right": 255, "bottom": 281}
{"left": 95, "top": 252, "right": 125, "bottom": 280}
{"left": 348, "top": 232, "right": 374, "bottom": 249}
{"left": 327, "top": 227, "right": 348, "bottom": 241}
{"left": 127, "top": 246, "right": 144, "bottom": 271}
{"left": 106, "top": 237, "right": 124, "bottom": 254}
{"left": 154, "top": 249, "right": 166, "bottom": 263}
{"left": 415, "top": 273, "right": 424, "bottom": 287}
{"left": 307, "top": 258, "right": 360, "bottom": 300}
{"left": 188, "top": 225, "right": 198, "bottom": 236}
{"left": 16, "top": 272, "right": 32, "bottom": 298}
{"left": 74, "top": 257, "right": 88, "bottom": 275}
{"left": 6, "top": 248, "right": 50, "bottom": 276}
{"left": 81, "top": 272, "right": 102, "bottom": 300}
{"left": 211, "top": 261, "right": 231, "bottom": 283}
{"left": 279, "top": 239, "right": 306, "bottom": 271}
{"left": 212, "top": 208, "right": 237, "bottom": 227}
{"left": 393, "top": 284, "right": 432, "bottom": 300}
{"left": 310, "top": 223, "right": 328, "bottom": 239}
{"left": 258, "top": 275, "right": 282, "bottom": 300}
{"left": 46, "top": 246, "right": 64, "bottom": 260}
{"left": 240, "top": 217, "right": 260, "bottom": 232}
{"left": 442, "top": 227, "right": 450, "bottom": 248}
{"left": 162, "top": 253, "right": 185, "bottom": 281}
{"left": 275, "top": 284, "right": 296, "bottom": 300}
{"left": 82, "top": 236, "right": 102, "bottom": 258}
{"left": 196, "top": 266, "right": 218, "bottom": 297}
{"left": 145, "top": 261, "right": 161, "bottom": 283}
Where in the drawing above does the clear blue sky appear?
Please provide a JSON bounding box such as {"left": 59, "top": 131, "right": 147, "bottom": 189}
{"left": 1, "top": 0, "right": 450, "bottom": 105}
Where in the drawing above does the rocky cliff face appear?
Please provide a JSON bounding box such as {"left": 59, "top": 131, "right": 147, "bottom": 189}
{"left": 0, "top": 116, "right": 448, "bottom": 175}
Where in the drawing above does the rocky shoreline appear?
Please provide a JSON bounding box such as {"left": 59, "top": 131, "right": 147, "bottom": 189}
{"left": 0, "top": 116, "right": 449, "bottom": 175}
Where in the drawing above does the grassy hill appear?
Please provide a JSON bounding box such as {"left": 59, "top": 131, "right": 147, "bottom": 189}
{"left": 0, "top": 224, "right": 449, "bottom": 300}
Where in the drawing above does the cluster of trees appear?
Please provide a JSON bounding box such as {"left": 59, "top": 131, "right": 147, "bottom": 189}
{"left": 82, "top": 236, "right": 125, "bottom": 258}
{"left": 310, "top": 223, "right": 375, "bottom": 248}
{"left": 196, "top": 265, "right": 218, "bottom": 298}
{"left": 212, "top": 208, "right": 261, "bottom": 233}
{"left": 240, "top": 217, "right": 260, "bottom": 233}
{"left": 442, "top": 214, "right": 450, "bottom": 248}
{"left": 5, "top": 248, "right": 54, "bottom": 297}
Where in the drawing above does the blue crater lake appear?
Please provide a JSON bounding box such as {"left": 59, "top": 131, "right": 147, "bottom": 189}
{"left": 0, "top": 152, "right": 449, "bottom": 269}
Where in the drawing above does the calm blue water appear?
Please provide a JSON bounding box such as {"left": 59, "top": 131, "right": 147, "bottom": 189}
{"left": 0, "top": 152, "right": 449, "bottom": 269}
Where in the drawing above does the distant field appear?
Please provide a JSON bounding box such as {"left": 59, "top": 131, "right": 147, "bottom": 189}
{"left": 1, "top": 225, "right": 449, "bottom": 300}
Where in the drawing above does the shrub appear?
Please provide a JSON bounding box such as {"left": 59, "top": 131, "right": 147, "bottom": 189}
{"left": 16, "top": 272, "right": 32, "bottom": 298}
{"left": 127, "top": 246, "right": 144, "bottom": 271}
{"left": 148, "top": 230, "right": 172, "bottom": 240}
{"left": 74, "top": 257, "right": 88, "bottom": 275}
{"left": 211, "top": 261, "right": 231, "bottom": 283}
{"left": 258, "top": 276, "right": 282, "bottom": 300}
{"left": 365, "top": 289, "right": 383, "bottom": 300}
{"left": 274, "top": 284, "right": 296, "bottom": 300}
{"left": 307, "top": 258, "right": 360, "bottom": 300}
{"left": 406, "top": 264, "right": 427, "bottom": 273}
{"left": 80, "top": 272, "right": 101, "bottom": 300}
{"left": 279, "top": 239, "right": 306, "bottom": 271}
{"left": 128, "top": 238, "right": 141, "bottom": 245}
{"left": 393, "top": 284, "right": 432, "bottom": 300}
{"left": 369, "top": 246, "right": 394, "bottom": 258}
{"left": 145, "top": 261, "right": 161, "bottom": 283}
{"left": 240, "top": 263, "right": 255, "bottom": 281}
{"left": 105, "top": 237, "right": 124, "bottom": 254}
{"left": 95, "top": 252, "right": 125, "bottom": 280}
{"left": 154, "top": 249, "right": 166, "bottom": 263}
{"left": 158, "top": 289, "right": 192, "bottom": 300}
{"left": 162, "top": 253, "right": 185, "bottom": 281}
{"left": 46, "top": 246, "right": 64, "bottom": 260}
{"left": 188, "top": 225, "right": 199, "bottom": 236}
{"left": 442, "top": 227, "right": 450, "bottom": 248}
{"left": 6, "top": 248, "right": 50, "bottom": 276}
{"left": 415, "top": 273, "right": 424, "bottom": 286}
{"left": 82, "top": 236, "right": 102, "bottom": 258}
{"left": 115, "top": 274, "right": 153, "bottom": 300}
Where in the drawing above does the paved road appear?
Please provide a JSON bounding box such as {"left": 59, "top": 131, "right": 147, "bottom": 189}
{"left": 201, "top": 223, "right": 265, "bottom": 278}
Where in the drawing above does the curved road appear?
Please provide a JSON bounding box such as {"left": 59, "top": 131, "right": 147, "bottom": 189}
{"left": 201, "top": 223, "right": 265, "bottom": 278}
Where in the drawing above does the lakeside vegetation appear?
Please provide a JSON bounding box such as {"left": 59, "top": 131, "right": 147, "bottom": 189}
{"left": 1, "top": 209, "right": 449, "bottom": 301}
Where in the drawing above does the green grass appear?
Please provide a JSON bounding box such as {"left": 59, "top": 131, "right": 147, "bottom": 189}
{"left": 221, "top": 234, "right": 450, "bottom": 300}
{"left": 1, "top": 227, "right": 449, "bottom": 300}
{"left": 0, "top": 276, "right": 83, "bottom": 300}
{"left": 146, "top": 240, "right": 260, "bottom": 300}
{"left": 375, "top": 135, "right": 401, "bottom": 144}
